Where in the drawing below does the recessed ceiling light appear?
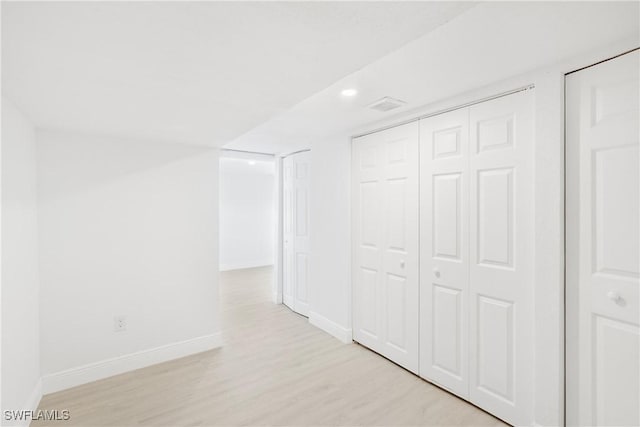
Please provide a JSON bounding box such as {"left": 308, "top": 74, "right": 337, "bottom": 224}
{"left": 248, "top": 160, "right": 256, "bottom": 166}
{"left": 341, "top": 88, "right": 358, "bottom": 97}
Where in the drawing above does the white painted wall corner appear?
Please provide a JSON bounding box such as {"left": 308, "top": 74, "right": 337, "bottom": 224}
{"left": 6, "top": 379, "right": 43, "bottom": 427}
{"left": 272, "top": 291, "right": 283, "bottom": 305}
{"left": 309, "top": 311, "right": 353, "bottom": 344}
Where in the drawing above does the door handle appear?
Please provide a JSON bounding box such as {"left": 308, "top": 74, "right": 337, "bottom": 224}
{"left": 400, "top": 260, "right": 405, "bottom": 268}
{"left": 607, "top": 291, "right": 623, "bottom": 304}
{"left": 433, "top": 268, "right": 440, "bottom": 278}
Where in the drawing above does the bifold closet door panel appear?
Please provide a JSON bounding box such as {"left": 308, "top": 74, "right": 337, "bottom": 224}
{"left": 419, "top": 108, "right": 470, "bottom": 398}
{"left": 352, "top": 122, "right": 419, "bottom": 373}
{"left": 566, "top": 50, "right": 639, "bottom": 427}
{"left": 468, "top": 90, "right": 534, "bottom": 426}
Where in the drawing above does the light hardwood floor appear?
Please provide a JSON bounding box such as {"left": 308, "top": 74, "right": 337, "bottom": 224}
{"left": 35, "top": 267, "right": 507, "bottom": 426}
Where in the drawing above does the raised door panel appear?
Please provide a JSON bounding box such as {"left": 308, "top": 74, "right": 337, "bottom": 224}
{"left": 476, "top": 168, "right": 514, "bottom": 269}
{"left": 476, "top": 114, "right": 514, "bottom": 153}
{"left": 360, "top": 182, "right": 380, "bottom": 247}
{"left": 469, "top": 90, "right": 534, "bottom": 426}
{"left": 593, "top": 146, "right": 639, "bottom": 278}
{"left": 476, "top": 296, "right": 514, "bottom": 402}
{"left": 419, "top": 108, "right": 469, "bottom": 398}
{"left": 295, "top": 187, "right": 308, "bottom": 238}
{"left": 431, "top": 285, "right": 463, "bottom": 378}
{"left": 432, "top": 126, "right": 461, "bottom": 158}
{"left": 433, "top": 173, "right": 461, "bottom": 260}
{"left": 386, "top": 178, "right": 407, "bottom": 252}
{"left": 567, "top": 50, "right": 639, "bottom": 427}
{"left": 593, "top": 316, "right": 640, "bottom": 427}
{"left": 359, "top": 267, "right": 379, "bottom": 338}
{"left": 386, "top": 273, "right": 408, "bottom": 351}
{"left": 295, "top": 253, "right": 308, "bottom": 305}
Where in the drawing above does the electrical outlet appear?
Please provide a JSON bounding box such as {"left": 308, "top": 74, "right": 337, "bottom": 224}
{"left": 114, "top": 315, "right": 127, "bottom": 332}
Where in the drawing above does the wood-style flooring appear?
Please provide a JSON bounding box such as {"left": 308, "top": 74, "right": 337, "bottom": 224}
{"left": 34, "top": 266, "right": 507, "bottom": 426}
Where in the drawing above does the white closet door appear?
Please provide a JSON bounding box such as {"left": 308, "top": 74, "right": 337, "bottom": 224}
{"left": 282, "top": 151, "right": 310, "bottom": 316}
{"left": 282, "top": 156, "right": 295, "bottom": 310}
{"left": 566, "top": 50, "right": 639, "bottom": 427}
{"left": 419, "top": 109, "right": 470, "bottom": 398}
{"left": 352, "top": 122, "right": 419, "bottom": 373}
{"left": 292, "top": 151, "right": 311, "bottom": 316}
{"left": 468, "top": 90, "right": 534, "bottom": 426}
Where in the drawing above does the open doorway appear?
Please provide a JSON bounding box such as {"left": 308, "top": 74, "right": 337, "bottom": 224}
{"left": 219, "top": 149, "right": 277, "bottom": 274}
{"left": 218, "top": 148, "right": 283, "bottom": 347}
{"left": 218, "top": 147, "right": 311, "bottom": 320}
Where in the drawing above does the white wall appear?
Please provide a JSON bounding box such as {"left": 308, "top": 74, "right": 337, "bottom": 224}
{"left": 308, "top": 138, "right": 351, "bottom": 339}
{"left": 1, "top": 97, "right": 42, "bottom": 420}
{"left": 36, "top": 130, "right": 220, "bottom": 392}
{"left": 219, "top": 157, "right": 275, "bottom": 271}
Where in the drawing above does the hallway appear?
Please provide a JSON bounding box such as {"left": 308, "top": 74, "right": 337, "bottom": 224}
{"left": 35, "top": 267, "right": 506, "bottom": 426}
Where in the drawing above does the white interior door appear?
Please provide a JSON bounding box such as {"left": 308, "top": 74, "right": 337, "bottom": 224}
{"left": 419, "top": 108, "right": 470, "bottom": 398}
{"left": 282, "top": 151, "right": 310, "bottom": 316}
{"left": 468, "top": 90, "right": 534, "bottom": 426}
{"left": 352, "top": 122, "right": 419, "bottom": 373}
{"left": 282, "top": 156, "right": 295, "bottom": 310}
{"left": 292, "top": 151, "right": 310, "bottom": 316}
{"left": 566, "top": 50, "right": 639, "bottom": 427}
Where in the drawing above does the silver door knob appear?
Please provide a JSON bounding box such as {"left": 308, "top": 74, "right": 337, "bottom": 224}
{"left": 433, "top": 268, "right": 440, "bottom": 278}
{"left": 607, "top": 291, "right": 622, "bottom": 303}
{"left": 400, "top": 260, "right": 405, "bottom": 268}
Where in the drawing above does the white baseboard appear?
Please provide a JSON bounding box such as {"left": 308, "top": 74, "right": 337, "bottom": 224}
{"left": 42, "top": 332, "right": 223, "bottom": 394}
{"left": 309, "top": 311, "right": 352, "bottom": 344}
{"left": 272, "top": 291, "right": 283, "bottom": 304}
{"left": 219, "top": 261, "right": 273, "bottom": 272}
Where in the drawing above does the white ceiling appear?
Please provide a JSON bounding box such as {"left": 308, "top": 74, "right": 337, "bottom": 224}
{"left": 226, "top": 1, "right": 640, "bottom": 154}
{"left": 1, "top": 1, "right": 475, "bottom": 146}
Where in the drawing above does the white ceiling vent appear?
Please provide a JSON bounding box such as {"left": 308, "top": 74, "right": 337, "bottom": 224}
{"left": 368, "top": 96, "right": 407, "bottom": 112}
